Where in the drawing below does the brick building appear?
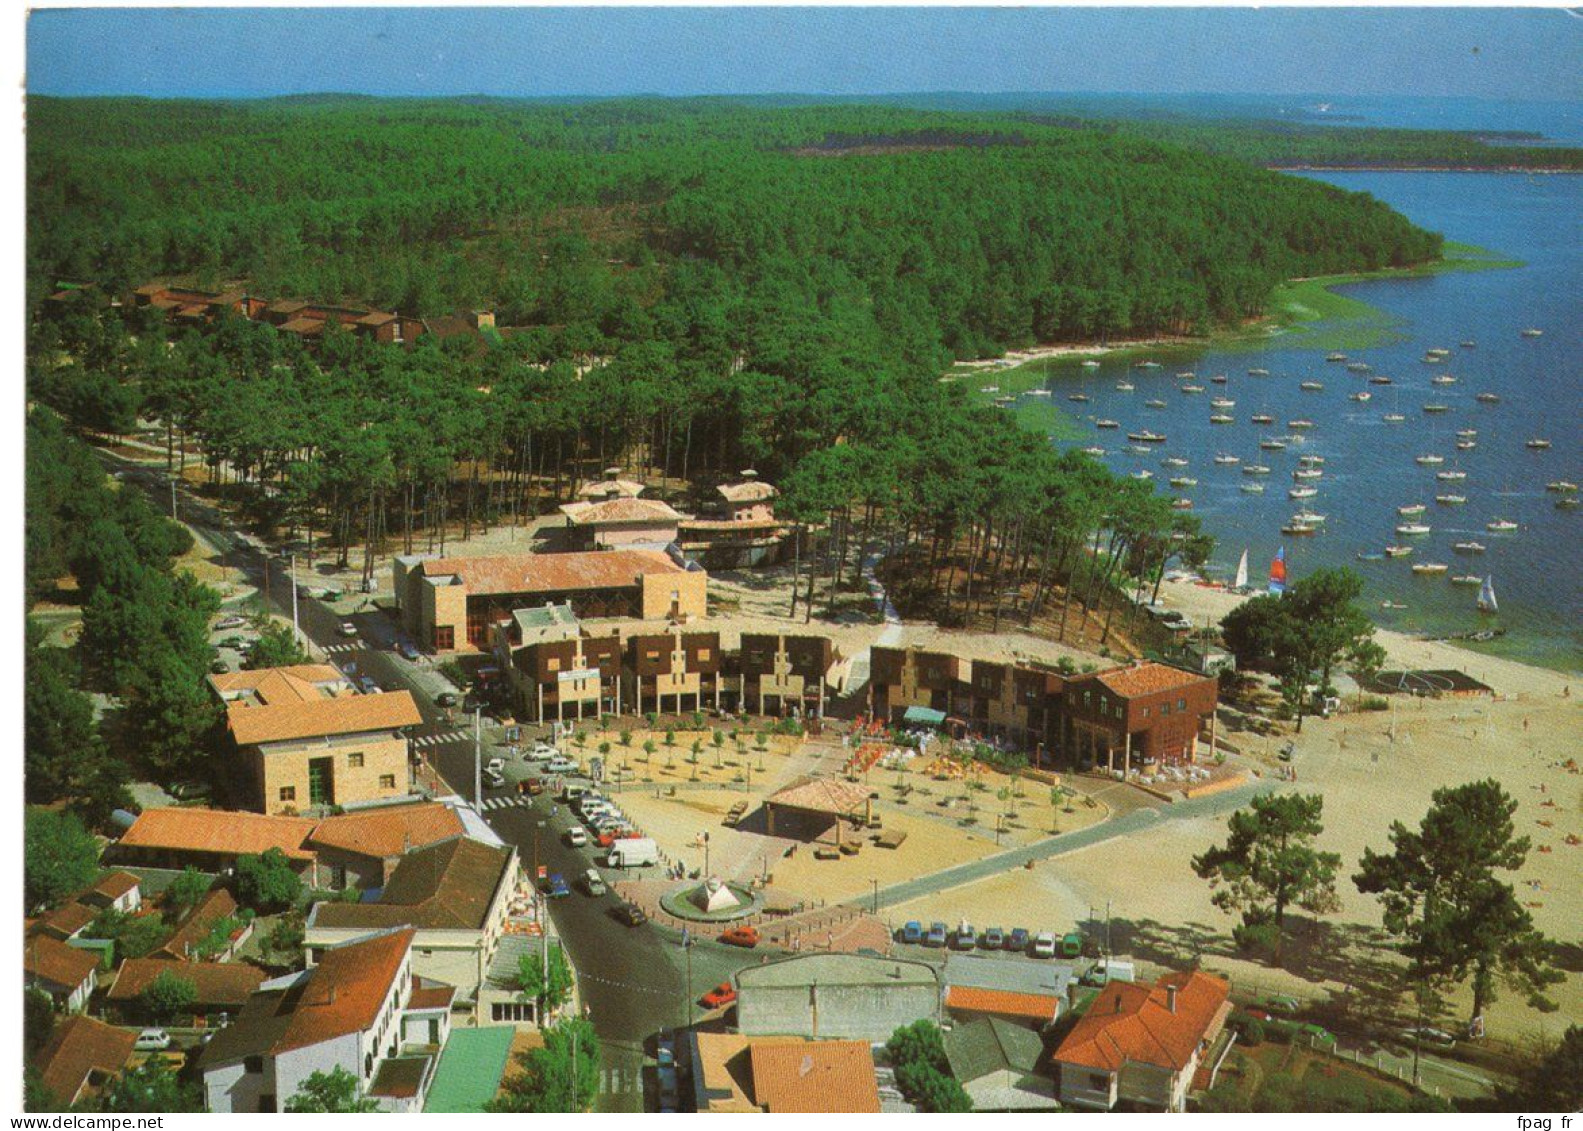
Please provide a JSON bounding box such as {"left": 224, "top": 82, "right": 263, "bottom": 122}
{"left": 736, "top": 633, "right": 843, "bottom": 718}
{"left": 869, "top": 651, "right": 1217, "bottom": 770}
{"left": 209, "top": 665, "right": 422, "bottom": 815}
{"left": 393, "top": 549, "right": 707, "bottom": 653}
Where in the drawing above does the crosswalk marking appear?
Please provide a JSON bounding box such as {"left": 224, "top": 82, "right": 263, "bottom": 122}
{"left": 321, "top": 642, "right": 360, "bottom": 655}
{"left": 481, "top": 796, "right": 532, "bottom": 812}
{"left": 412, "top": 730, "right": 469, "bottom": 748}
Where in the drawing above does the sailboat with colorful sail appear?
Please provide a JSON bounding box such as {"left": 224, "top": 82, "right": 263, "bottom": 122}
{"left": 1268, "top": 547, "right": 1288, "bottom": 596}
{"left": 1234, "top": 549, "right": 1249, "bottom": 592}
{"left": 1477, "top": 576, "right": 1498, "bottom": 614}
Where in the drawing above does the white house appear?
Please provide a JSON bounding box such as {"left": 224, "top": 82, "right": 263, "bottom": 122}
{"left": 1052, "top": 969, "right": 1231, "bottom": 1112}
{"left": 303, "top": 837, "right": 520, "bottom": 1015}
{"left": 199, "top": 927, "right": 453, "bottom": 1113}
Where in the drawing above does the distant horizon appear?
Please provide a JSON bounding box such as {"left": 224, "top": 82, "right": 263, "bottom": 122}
{"left": 25, "top": 89, "right": 1582, "bottom": 107}
{"left": 27, "top": 8, "right": 1582, "bottom": 102}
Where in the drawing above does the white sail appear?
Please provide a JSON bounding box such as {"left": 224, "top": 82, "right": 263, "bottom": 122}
{"left": 1234, "top": 549, "right": 1249, "bottom": 591}
{"left": 1477, "top": 575, "right": 1498, "bottom": 613}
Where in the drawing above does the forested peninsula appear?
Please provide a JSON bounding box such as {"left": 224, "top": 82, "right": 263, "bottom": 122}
{"left": 29, "top": 97, "right": 1448, "bottom": 644}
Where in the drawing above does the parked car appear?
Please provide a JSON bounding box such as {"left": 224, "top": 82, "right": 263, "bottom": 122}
{"left": 134, "top": 1029, "right": 172, "bottom": 1052}
{"left": 295, "top": 584, "right": 313, "bottom": 598}
{"left": 336, "top": 622, "right": 358, "bottom": 638}
{"left": 518, "top": 778, "right": 545, "bottom": 796}
{"left": 1241, "top": 1008, "right": 1273, "bottom": 1023}
{"left": 1007, "top": 927, "right": 1031, "bottom": 954}
{"left": 436, "top": 692, "right": 460, "bottom": 708}
{"left": 397, "top": 640, "right": 420, "bottom": 661}
{"left": 720, "top": 926, "right": 760, "bottom": 948}
{"left": 210, "top": 658, "right": 231, "bottom": 674}
{"left": 545, "top": 757, "right": 579, "bottom": 775}
{"left": 1260, "top": 995, "right": 1301, "bottom": 1016}
{"left": 565, "top": 828, "right": 588, "bottom": 848}
{"left": 1401, "top": 1026, "right": 1456, "bottom": 1049}
{"left": 924, "top": 922, "right": 948, "bottom": 948}
{"left": 543, "top": 872, "right": 571, "bottom": 898}
{"left": 527, "top": 743, "right": 558, "bottom": 761}
{"left": 614, "top": 902, "right": 648, "bottom": 927}
{"left": 582, "top": 869, "right": 607, "bottom": 897}
{"left": 981, "top": 927, "right": 1005, "bottom": 950}
{"left": 483, "top": 768, "right": 506, "bottom": 790}
{"left": 951, "top": 923, "right": 977, "bottom": 951}
{"left": 1031, "top": 932, "right": 1057, "bottom": 959}
{"left": 900, "top": 921, "right": 923, "bottom": 945}
{"left": 215, "top": 615, "right": 246, "bottom": 630}
{"left": 169, "top": 780, "right": 211, "bottom": 802}
{"left": 219, "top": 635, "right": 246, "bottom": 650}
{"left": 700, "top": 982, "right": 737, "bottom": 1010}
{"left": 358, "top": 676, "right": 379, "bottom": 694}
{"left": 1298, "top": 1022, "right": 1336, "bottom": 1045}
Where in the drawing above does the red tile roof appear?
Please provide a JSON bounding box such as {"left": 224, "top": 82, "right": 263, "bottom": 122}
{"left": 407, "top": 974, "right": 456, "bottom": 1012}
{"left": 749, "top": 1040, "right": 880, "bottom": 1113}
{"left": 1093, "top": 662, "right": 1211, "bottom": 700}
{"left": 766, "top": 775, "right": 872, "bottom": 817}
{"left": 227, "top": 689, "right": 422, "bottom": 746}
{"left": 88, "top": 872, "right": 141, "bottom": 903}
{"left": 24, "top": 934, "right": 100, "bottom": 990}
{"left": 945, "top": 985, "right": 1062, "bottom": 1023}
{"left": 307, "top": 803, "right": 465, "bottom": 860}
{"left": 560, "top": 498, "right": 685, "bottom": 525}
{"left": 155, "top": 889, "right": 243, "bottom": 962}
{"left": 107, "top": 959, "right": 266, "bottom": 1007}
{"left": 277, "top": 928, "right": 415, "bottom": 1054}
{"left": 1055, "top": 970, "right": 1230, "bottom": 1074}
{"left": 33, "top": 1015, "right": 136, "bottom": 1106}
{"left": 210, "top": 664, "right": 347, "bottom": 704}
{"left": 419, "top": 549, "right": 684, "bottom": 596}
{"left": 32, "top": 901, "right": 99, "bottom": 941}
{"left": 119, "top": 808, "right": 317, "bottom": 861}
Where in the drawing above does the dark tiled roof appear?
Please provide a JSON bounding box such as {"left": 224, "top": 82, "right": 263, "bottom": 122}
{"left": 33, "top": 1015, "right": 136, "bottom": 1106}
{"left": 310, "top": 838, "right": 511, "bottom": 932}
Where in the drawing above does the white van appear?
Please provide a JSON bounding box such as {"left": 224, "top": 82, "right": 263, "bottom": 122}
{"left": 606, "top": 837, "right": 659, "bottom": 868}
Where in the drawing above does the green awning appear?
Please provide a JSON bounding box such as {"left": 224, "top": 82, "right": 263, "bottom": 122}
{"left": 903, "top": 706, "right": 947, "bottom": 726}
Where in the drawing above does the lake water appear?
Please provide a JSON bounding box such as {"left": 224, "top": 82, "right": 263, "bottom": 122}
{"left": 1028, "top": 170, "right": 1581, "bottom": 671}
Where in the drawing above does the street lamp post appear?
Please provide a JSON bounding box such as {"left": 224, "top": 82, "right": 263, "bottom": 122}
{"left": 870, "top": 878, "right": 879, "bottom": 915}
{"left": 473, "top": 707, "right": 483, "bottom": 808}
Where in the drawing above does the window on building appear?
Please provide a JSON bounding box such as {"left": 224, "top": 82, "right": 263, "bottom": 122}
{"left": 433, "top": 626, "right": 454, "bottom": 651}
{"left": 1116, "top": 704, "right": 1124, "bottom": 719}
{"left": 697, "top": 648, "right": 711, "bottom": 661}
{"left": 1088, "top": 1073, "right": 1110, "bottom": 1092}
{"left": 1083, "top": 690, "right": 1091, "bottom": 706}
{"left": 491, "top": 1001, "right": 537, "bottom": 1024}
{"left": 670, "top": 590, "right": 680, "bottom": 601}
{"left": 379, "top": 774, "right": 397, "bottom": 790}
{"left": 330, "top": 866, "right": 347, "bottom": 890}
{"left": 1178, "top": 697, "right": 1187, "bottom": 711}
{"left": 348, "top": 752, "right": 364, "bottom": 768}
{"left": 243, "top": 1057, "right": 264, "bottom": 1074}
{"left": 546, "top": 657, "right": 561, "bottom": 672}
{"left": 279, "top": 786, "right": 296, "bottom": 802}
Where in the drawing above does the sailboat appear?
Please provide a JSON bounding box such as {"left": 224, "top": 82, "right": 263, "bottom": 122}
{"left": 1268, "top": 547, "right": 1288, "bottom": 596}
{"left": 1234, "top": 549, "right": 1249, "bottom": 591}
{"left": 1477, "top": 576, "right": 1498, "bottom": 613}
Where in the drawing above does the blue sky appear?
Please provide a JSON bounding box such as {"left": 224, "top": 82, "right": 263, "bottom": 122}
{"left": 26, "top": 7, "right": 1582, "bottom": 102}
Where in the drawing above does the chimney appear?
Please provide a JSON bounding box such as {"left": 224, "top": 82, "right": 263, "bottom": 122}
{"left": 1166, "top": 985, "right": 1178, "bottom": 1014}
{"left": 1114, "top": 993, "right": 1123, "bottom": 1014}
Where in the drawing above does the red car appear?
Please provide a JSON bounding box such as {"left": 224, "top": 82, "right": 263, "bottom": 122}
{"left": 719, "top": 926, "right": 760, "bottom": 949}
{"left": 1242, "top": 1009, "right": 1273, "bottom": 1023}
{"left": 700, "top": 982, "right": 737, "bottom": 1010}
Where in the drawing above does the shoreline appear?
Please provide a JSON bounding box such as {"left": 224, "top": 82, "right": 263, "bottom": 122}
{"left": 1155, "top": 576, "right": 1581, "bottom": 687}
{"left": 1272, "top": 164, "right": 1580, "bottom": 175}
